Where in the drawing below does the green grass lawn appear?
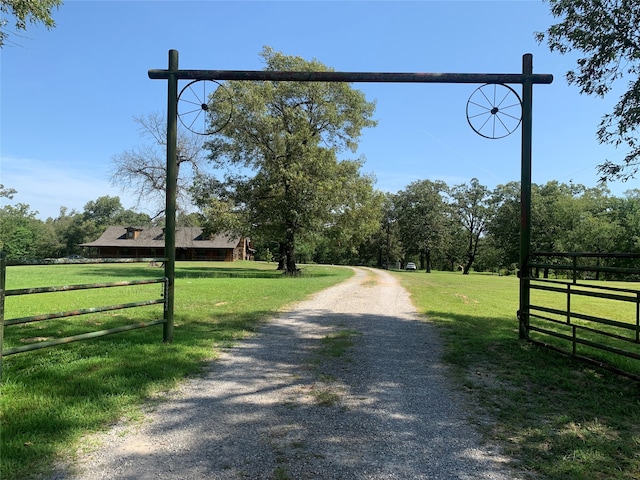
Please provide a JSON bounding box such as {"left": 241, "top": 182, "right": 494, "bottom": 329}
{"left": 0, "top": 261, "right": 353, "bottom": 480}
{"left": 3, "top": 264, "right": 640, "bottom": 480}
{"left": 394, "top": 270, "right": 640, "bottom": 480}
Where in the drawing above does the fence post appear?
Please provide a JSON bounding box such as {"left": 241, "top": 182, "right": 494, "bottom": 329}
{"left": 519, "top": 54, "right": 533, "bottom": 340}
{"left": 163, "top": 49, "right": 178, "bottom": 343}
{"left": 0, "top": 252, "right": 6, "bottom": 378}
{"left": 636, "top": 292, "right": 640, "bottom": 343}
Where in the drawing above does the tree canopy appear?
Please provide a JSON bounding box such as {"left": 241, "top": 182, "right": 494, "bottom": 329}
{"left": 202, "top": 47, "right": 378, "bottom": 273}
{"left": 394, "top": 179, "right": 449, "bottom": 272}
{"left": 536, "top": 0, "right": 640, "bottom": 182}
{"left": 0, "top": 0, "right": 61, "bottom": 47}
{"left": 111, "top": 113, "right": 207, "bottom": 220}
{"left": 450, "top": 178, "right": 492, "bottom": 274}
{"left": 4, "top": 177, "right": 640, "bottom": 270}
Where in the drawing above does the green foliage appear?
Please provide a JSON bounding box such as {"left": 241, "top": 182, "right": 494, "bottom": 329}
{"left": 51, "top": 196, "right": 151, "bottom": 257}
{"left": 0, "top": 203, "right": 58, "bottom": 259}
{"left": 537, "top": 0, "right": 640, "bottom": 182}
{"left": 485, "top": 180, "right": 638, "bottom": 272}
{"left": 202, "top": 47, "right": 378, "bottom": 273}
{"left": 450, "top": 178, "right": 493, "bottom": 274}
{"left": 0, "top": 195, "right": 151, "bottom": 260}
{"left": 360, "top": 193, "right": 403, "bottom": 268}
{"left": 0, "top": 0, "right": 62, "bottom": 47}
{"left": 389, "top": 178, "right": 640, "bottom": 275}
{"left": 394, "top": 179, "right": 450, "bottom": 272}
{"left": 0, "top": 184, "right": 17, "bottom": 199}
{"left": 486, "top": 181, "right": 520, "bottom": 267}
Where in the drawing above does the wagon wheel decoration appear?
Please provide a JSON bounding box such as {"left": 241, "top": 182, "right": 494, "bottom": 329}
{"left": 466, "top": 83, "right": 522, "bottom": 139}
{"left": 178, "top": 80, "right": 233, "bottom": 135}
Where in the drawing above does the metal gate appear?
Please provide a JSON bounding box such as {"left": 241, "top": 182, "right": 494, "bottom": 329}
{"left": 0, "top": 254, "right": 168, "bottom": 376}
{"left": 147, "top": 49, "right": 553, "bottom": 350}
{"left": 524, "top": 252, "right": 640, "bottom": 380}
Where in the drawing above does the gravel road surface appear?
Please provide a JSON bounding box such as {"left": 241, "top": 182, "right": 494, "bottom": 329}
{"left": 53, "top": 267, "right": 525, "bottom": 479}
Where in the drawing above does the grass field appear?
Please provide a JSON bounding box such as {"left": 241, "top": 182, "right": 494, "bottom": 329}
{"left": 394, "top": 270, "right": 640, "bottom": 480}
{"left": 0, "top": 261, "right": 353, "bottom": 479}
{"left": 2, "top": 264, "right": 639, "bottom": 479}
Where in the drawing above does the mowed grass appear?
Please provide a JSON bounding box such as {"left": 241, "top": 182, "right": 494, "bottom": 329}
{"left": 0, "top": 261, "right": 353, "bottom": 480}
{"left": 395, "top": 270, "right": 640, "bottom": 480}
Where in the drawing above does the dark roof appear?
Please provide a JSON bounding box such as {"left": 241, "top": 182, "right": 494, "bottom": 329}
{"left": 80, "top": 226, "right": 242, "bottom": 249}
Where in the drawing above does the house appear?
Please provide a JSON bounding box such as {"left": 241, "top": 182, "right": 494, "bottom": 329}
{"left": 80, "top": 226, "right": 253, "bottom": 261}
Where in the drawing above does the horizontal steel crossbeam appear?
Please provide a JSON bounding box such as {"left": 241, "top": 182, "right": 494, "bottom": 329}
{"left": 148, "top": 69, "right": 553, "bottom": 85}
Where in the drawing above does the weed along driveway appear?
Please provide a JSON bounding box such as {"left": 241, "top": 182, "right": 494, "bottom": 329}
{"left": 55, "top": 267, "right": 524, "bottom": 479}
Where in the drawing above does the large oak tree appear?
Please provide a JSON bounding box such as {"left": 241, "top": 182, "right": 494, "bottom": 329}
{"left": 536, "top": 0, "right": 640, "bottom": 182}
{"left": 203, "top": 47, "right": 377, "bottom": 273}
{"left": 450, "top": 178, "right": 493, "bottom": 274}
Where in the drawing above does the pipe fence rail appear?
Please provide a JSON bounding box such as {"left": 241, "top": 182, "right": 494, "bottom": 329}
{"left": 523, "top": 252, "right": 640, "bottom": 381}
{"left": 0, "top": 253, "right": 169, "bottom": 377}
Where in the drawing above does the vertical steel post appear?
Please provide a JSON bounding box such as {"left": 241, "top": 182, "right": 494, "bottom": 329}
{"left": 163, "top": 50, "right": 178, "bottom": 343}
{"left": 519, "top": 54, "right": 533, "bottom": 340}
{"left": 0, "top": 252, "right": 5, "bottom": 377}
{"left": 636, "top": 292, "right": 639, "bottom": 343}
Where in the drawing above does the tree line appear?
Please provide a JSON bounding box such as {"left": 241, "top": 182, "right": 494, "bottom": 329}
{"left": 319, "top": 179, "right": 640, "bottom": 275}
{"left": 3, "top": 179, "right": 640, "bottom": 276}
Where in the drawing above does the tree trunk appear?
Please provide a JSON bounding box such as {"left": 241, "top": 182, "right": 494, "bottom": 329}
{"left": 463, "top": 232, "right": 481, "bottom": 275}
{"left": 425, "top": 248, "right": 431, "bottom": 273}
{"left": 462, "top": 233, "right": 473, "bottom": 274}
{"left": 384, "top": 225, "right": 390, "bottom": 269}
{"left": 277, "top": 242, "right": 286, "bottom": 271}
{"left": 283, "top": 227, "right": 298, "bottom": 275}
{"left": 462, "top": 257, "right": 473, "bottom": 275}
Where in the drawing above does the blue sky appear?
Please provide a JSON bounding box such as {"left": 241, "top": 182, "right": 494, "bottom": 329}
{"left": 1, "top": 0, "right": 632, "bottom": 220}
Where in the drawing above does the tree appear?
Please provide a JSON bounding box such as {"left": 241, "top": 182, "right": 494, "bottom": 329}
{"left": 536, "top": 0, "right": 640, "bottom": 182}
{"left": 0, "top": 203, "right": 56, "bottom": 259}
{"left": 203, "top": 47, "right": 377, "bottom": 273}
{"left": 488, "top": 180, "right": 622, "bottom": 277}
{"left": 486, "top": 181, "right": 521, "bottom": 270}
{"left": 313, "top": 164, "right": 384, "bottom": 265}
{"left": 82, "top": 195, "right": 150, "bottom": 227}
{"left": 371, "top": 193, "right": 403, "bottom": 268}
{"left": 0, "top": 184, "right": 17, "bottom": 199}
{"left": 561, "top": 185, "right": 618, "bottom": 254}
{"left": 111, "top": 113, "right": 207, "bottom": 220}
{"left": 609, "top": 189, "right": 640, "bottom": 253}
{"left": 436, "top": 215, "right": 467, "bottom": 272}
{"left": 0, "top": 0, "right": 61, "bottom": 47}
{"left": 450, "top": 178, "right": 492, "bottom": 274}
{"left": 394, "top": 179, "right": 449, "bottom": 272}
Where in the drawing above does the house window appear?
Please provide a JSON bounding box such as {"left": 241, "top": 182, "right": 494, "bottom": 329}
{"left": 125, "top": 227, "right": 142, "bottom": 239}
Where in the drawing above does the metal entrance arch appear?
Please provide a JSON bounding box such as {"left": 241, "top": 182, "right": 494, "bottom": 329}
{"left": 148, "top": 50, "right": 553, "bottom": 343}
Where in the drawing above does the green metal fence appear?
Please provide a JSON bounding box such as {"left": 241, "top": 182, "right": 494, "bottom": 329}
{"left": 524, "top": 252, "right": 640, "bottom": 380}
{"left": 0, "top": 253, "right": 168, "bottom": 377}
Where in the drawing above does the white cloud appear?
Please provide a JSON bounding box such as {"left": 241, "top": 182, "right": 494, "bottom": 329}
{"left": 1, "top": 156, "right": 141, "bottom": 220}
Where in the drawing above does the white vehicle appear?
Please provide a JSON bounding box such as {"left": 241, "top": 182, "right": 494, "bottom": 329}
{"left": 405, "top": 262, "right": 417, "bottom": 270}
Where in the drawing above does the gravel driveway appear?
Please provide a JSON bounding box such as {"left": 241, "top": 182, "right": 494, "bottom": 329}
{"left": 54, "top": 267, "right": 524, "bottom": 479}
